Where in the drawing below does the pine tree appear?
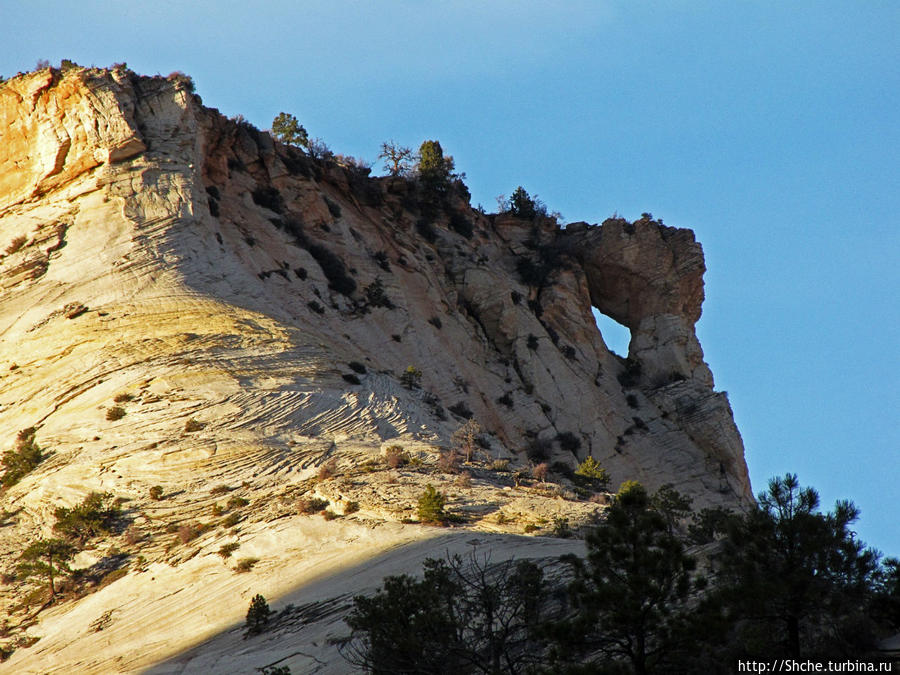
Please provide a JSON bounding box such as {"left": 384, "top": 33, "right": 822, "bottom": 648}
{"left": 18, "top": 538, "right": 76, "bottom": 599}
{"left": 417, "top": 484, "right": 446, "bottom": 524}
{"left": 556, "top": 482, "right": 702, "bottom": 673}
{"left": 245, "top": 593, "right": 272, "bottom": 636}
{"left": 271, "top": 112, "right": 308, "bottom": 148}
{"left": 716, "top": 474, "right": 882, "bottom": 659}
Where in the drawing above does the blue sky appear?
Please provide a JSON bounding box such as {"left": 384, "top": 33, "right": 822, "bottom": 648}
{"left": 2, "top": 1, "right": 897, "bottom": 555}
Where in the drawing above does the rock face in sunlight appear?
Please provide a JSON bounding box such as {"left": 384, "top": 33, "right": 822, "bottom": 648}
{"left": 0, "top": 66, "right": 752, "bottom": 672}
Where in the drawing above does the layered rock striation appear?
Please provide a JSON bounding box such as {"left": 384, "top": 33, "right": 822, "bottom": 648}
{"left": 0, "top": 65, "right": 752, "bottom": 672}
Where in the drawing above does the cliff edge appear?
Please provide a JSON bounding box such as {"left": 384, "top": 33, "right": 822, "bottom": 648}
{"left": 0, "top": 66, "right": 751, "bottom": 672}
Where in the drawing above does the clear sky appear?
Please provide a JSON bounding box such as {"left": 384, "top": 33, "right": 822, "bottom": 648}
{"left": 2, "top": 1, "right": 897, "bottom": 556}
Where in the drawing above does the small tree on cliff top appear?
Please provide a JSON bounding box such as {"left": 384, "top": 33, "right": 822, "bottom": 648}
{"left": 271, "top": 112, "right": 308, "bottom": 148}
{"left": 378, "top": 140, "right": 414, "bottom": 176}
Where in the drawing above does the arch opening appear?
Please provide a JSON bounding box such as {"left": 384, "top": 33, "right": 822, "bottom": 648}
{"left": 592, "top": 308, "right": 631, "bottom": 358}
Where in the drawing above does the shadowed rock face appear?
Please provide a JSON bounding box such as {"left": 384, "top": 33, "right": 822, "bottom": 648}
{"left": 0, "top": 65, "right": 752, "bottom": 672}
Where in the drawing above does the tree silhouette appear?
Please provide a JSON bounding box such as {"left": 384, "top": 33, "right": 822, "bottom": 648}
{"left": 378, "top": 140, "right": 413, "bottom": 176}
{"left": 342, "top": 552, "right": 548, "bottom": 674}
{"left": 555, "top": 482, "right": 703, "bottom": 674}
{"left": 716, "top": 473, "right": 882, "bottom": 659}
{"left": 245, "top": 594, "right": 272, "bottom": 636}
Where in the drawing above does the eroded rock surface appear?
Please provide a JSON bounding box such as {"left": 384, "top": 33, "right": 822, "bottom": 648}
{"left": 0, "top": 66, "right": 751, "bottom": 673}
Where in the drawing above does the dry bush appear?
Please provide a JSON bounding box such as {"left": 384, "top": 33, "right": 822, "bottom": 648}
{"left": 210, "top": 485, "right": 231, "bottom": 495}
{"left": 491, "top": 459, "right": 510, "bottom": 472}
{"left": 124, "top": 527, "right": 143, "bottom": 546}
{"left": 455, "top": 471, "right": 472, "bottom": 488}
{"left": 177, "top": 523, "right": 200, "bottom": 544}
{"left": 451, "top": 419, "right": 482, "bottom": 462}
{"left": 323, "top": 509, "right": 338, "bottom": 520}
{"left": 344, "top": 500, "right": 360, "bottom": 514}
{"left": 437, "top": 448, "right": 461, "bottom": 474}
{"left": 532, "top": 462, "right": 549, "bottom": 483}
{"left": 384, "top": 445, "right": 406, "bottom": 469}
{"left": 149, "top": 485, "right": 164, "bottom": 500}
{"left": 297, "top": 497, "right": 328, "bottom": 514}
{"left": 4, "top": 236, "right": 27, "bottom": 255}
{"left": 318, "top": 458, "right": 338, "bottom": 480}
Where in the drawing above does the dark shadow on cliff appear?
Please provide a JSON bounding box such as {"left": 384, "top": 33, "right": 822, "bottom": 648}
{"left": 141, "top": 531, "right": 584, "bottom": 674}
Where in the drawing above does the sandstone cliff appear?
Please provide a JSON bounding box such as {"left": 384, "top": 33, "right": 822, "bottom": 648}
{"left": 0, "top": 66, "right": 751, "bottom": 673}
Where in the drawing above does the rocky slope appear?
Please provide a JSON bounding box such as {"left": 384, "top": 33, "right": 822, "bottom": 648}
{"left": 0, "top": 65, "right": 751, "bottom": 672}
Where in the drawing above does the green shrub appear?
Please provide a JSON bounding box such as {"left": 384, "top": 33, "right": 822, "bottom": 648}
{"left": 245, "top": 593, "right": 271, "bottom": 635}
{"left": 448, "top": 401, "right": 473, "bottom": 420}
{"left": 324, "top": 195, "right": 342, "bottom": 218}
{"left": 344, "top": 500, "right": 360, "bottom": 515}
{"left": 307, "top": 243, "right": 356, "bottom": 296}
{"left": 417, "top": 485, "right": 446, "bottom": 524}
{"left": 53, "top": 492, "right": 121, "bottom": 544}
{"left": 2, "top": 428, "right": 44, "bottom": 487}
{"left": 297, "top": 497, "right": 328, "bottom": 514}
{"left": 235, "top": 557, "right": 259, "bottom": 573}
{"left": 222, "top": 513, "right": 242, "bottom": 528}
{"left": 106, "top": 406, "right": 126, "bottom": 421}
{"left": 400, "top": 366, "right": 422, "bottom": 389}
{"left": 226, "top": 496, "right": 249, "bottom": 510}
{"left": 551, "top": 516, "right": 572, "bottom": 538}
{"left": 262, "top": 666, "right": 291, "bottom": 675}
{"left": 491, "top": 459, "right": 510, "bottom": 472}
{"left": 184, "top": 418, "right": 205, "bottom": 432}
{"left": 617, "top": 357, "right": 642, "bottom": 388}
{"left": 364, "top": 278, "right": 393, "bottom": 308}
{"left": 575, "top": 456, "right": 610, "bottom": 490}
{"left": 210, "top": 484, "right": 231, "bottom": 495}
{"left": 348, "top": 361, "right": 367, "bottom": 374}
{"left": 557, "top": 432, "right": 581, "bottom": 453}
{"left": 523, "top": 523, "right": 539, "bottom": 533}
{"left": 218, "top": 542, "right": 240, "bottom": 559}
